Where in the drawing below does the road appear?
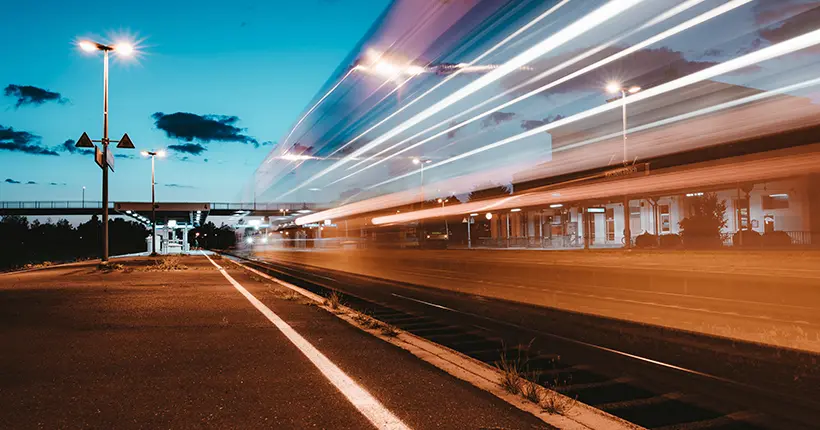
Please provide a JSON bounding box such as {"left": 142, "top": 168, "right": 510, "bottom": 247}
{"left": 0, "top": 256, "right": 548, "bottom": 429}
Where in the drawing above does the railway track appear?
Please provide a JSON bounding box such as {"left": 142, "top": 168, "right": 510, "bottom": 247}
{"left": 225, "top": 252, "right": 820, "bottom": 430}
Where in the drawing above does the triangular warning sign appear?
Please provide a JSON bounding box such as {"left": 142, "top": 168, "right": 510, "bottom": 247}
{"left": 116, "top": 133, "right": 135, "bottom": 149}
{"left": 76, "top": 132, "right": 94, "bottom": 148}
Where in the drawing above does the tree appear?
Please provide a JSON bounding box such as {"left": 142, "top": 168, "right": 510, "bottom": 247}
{"left": 678, "top": 193, "right": 727, "bottom": 248}
{"left": 467, "top": 183, "right": 511, "bottom": 202}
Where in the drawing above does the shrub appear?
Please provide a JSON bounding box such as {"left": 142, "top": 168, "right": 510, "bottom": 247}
{"left": 762, "top": 231, "right": 792, "bottom": 247}
{"left": 659, "top": 233, "right": 682, "bottom": 248}
{"left": 634, "top": 232, "right": 657, "bottom": 248}
{"left": 732, "top": 230, "right": 762, "bottom": 247}
{"left": 679, "top": 193, "right": 727, "bottom": 249}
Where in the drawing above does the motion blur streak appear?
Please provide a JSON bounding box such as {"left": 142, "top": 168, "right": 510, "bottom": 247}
{"left": 277, "top": 68, "right": 357, "bottom": 151}
{"left": 334, "top": 0, "right": 740, "bottom": 183}
{"left": 370, "top": 147, "right": 820, "bottom": 225}
{"left": 278, "top": 0, "right": 642, "bottom": 198}
{"left": 365, "top": 27, "right": 820, "bottom": 191}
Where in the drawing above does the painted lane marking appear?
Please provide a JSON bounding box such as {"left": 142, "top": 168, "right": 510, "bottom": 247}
{"left": 203, "top": 253, "right": 409, "bottom": 430}
{"left": 391, "top": 293, "right": 456, "bottom": 312}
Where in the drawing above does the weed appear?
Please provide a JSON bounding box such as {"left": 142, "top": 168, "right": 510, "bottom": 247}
{"left": 379, "top": 323, "right": 399, "bottom": 337}
{"left": 521, "top": 377, "right": 541, "bottom": 404}
{"left": 324, "top": 290, "right": 342, "bottom": 310}
{"left": 540, "top": 386, "right": 577, "bottom": 416}
{"left": 495, "top": 351, "right": 525, "bottom": 395}
{"left": 97, "top": 263, "right": 125, "bottom": 273}
{"left": 148, "top": 256, "right": 188, "bottom": 271}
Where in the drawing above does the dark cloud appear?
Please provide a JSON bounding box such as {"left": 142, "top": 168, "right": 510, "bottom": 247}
{"left": 0, "top": 125, "right": 59, "bottom": 156}
{"left": 5, "top": 178, "right": 21, "bottom": 184}
{"left": 59, "top": 138, "right": 92, "bottom": 155}
{"left": 501, "top": 47, "right": 720, "bottom": 96}
{"left": 758, "top": 3, "right": 820, "bottom": 47}
{"left": 4, "top": 84, "right": 67, "bottom": 108}
{"left": 521, "top": 114, "right": 565, "bottom": 131}
{"left": 481, "top": 111, "right": 515, "bottom": 128}
{"left": 258, "top": 140, "right": 275, "bottom": 148}
{"left": 702, "top": 48, "right": 723, "bottom": 57}
{"left": 114, "top": 153, "right": 136, "bottom": 159}
{"left": 152, "top": 112, "right": 257, "bottom": 153}
{"left": 26, "top": 181, "right": 36, "bottom": 185}
{"left": 168, "top": 143, "right": 207, "bottom": 155}
{"left": 48, "top": 182, "right": 66, "bottom": 186}
{"left": 446, "top": 121, "right": 463, "bottom": 139}
{"left": 164, "top": 183, "right": 196, "bottom": 189}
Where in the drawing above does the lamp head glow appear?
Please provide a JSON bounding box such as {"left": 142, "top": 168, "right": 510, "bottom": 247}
{"left": 412, "top": 158, "right": 420, "bottom": 165}
{"left": 140, "top": 151, "right": 149, "bottom": 157}
{"left": 79, "top": 41, "right": 97, "bottom": 52}
{"left": 156, "top": 150, "right": 166, "bottom": 157}
{"left": 606, "top": 82, "right": 621, "bottom": 94}
{"left": 114, "top": 43, "right": 134, "bottom": 56}
{"left": 485, "top": 213, "right": 493, "bottom": 220}
{"left": 628, "top": 86, "right": 641, "bottom": 94}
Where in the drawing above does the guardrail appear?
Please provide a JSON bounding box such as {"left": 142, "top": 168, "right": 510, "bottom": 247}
{"left": 0, "top": 201, "right": 113, "bottom": 209}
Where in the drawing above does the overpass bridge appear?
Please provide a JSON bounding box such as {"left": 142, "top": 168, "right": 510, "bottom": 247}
{"left": 0, "top": 201, "right": 326, "bottom": 228}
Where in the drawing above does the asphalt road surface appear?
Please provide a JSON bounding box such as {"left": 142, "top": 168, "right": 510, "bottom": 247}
{"left": 0, "top": 256, "right": 548, "bottom": 429}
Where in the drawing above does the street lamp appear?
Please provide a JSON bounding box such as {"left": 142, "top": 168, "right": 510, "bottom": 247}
{"left": 78, "top": 39, "right": 135, "bottom": 263}
{"left": 606, "top": 82, "right": 641, "bottom": 165}
{"left": 438, "top": 198, "right": 450, "bottom": 235}
{"left": 82, "top": 186, "right": 86, "bottom": 208}
{"left": 141, "top": 150, "right": 166, "bottom": 256}
{"left": 412, "top": 157, "right": 432, "bottom": 208}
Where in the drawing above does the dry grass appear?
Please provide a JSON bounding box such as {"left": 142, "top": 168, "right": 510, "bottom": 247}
{"left": 146, "top": 256, "right": 188, "bottom": 271}
{"left": 324, "top": 290, "right": 342, "bottom": 310}
{"left": 495, "top": 351, "right": 526, "bottom": 395}
{"left": 379, "top": 323, "right": 400, "bottom": 337}
{"left": 350, "top": 311, "right": 399, "bottom": 336}
{"left": 97, "top": 263, "right": 125, "bottom": 273}
{"left": 540, "top": 385, "right": 578, "bottom": 416}
{"left": 521, "top": 377, "right": 541, "bottom": 404}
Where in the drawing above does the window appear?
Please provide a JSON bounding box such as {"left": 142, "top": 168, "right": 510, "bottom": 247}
{"left": 735, "top": 199, "right": 749, "bottom": 229}
{"left": 762, "top": 194, "right": 789, "bottom": 210}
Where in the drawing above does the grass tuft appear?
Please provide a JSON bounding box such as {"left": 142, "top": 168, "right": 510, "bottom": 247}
{"left": 324, "top": 290, "right": 342, "bottom": 310}
{"left": 148, "top": 256, "right": 188, "bottom": 271}
{"left": 495, "top": 350, "right": 526, "bottom": 395}
{"left": 540, "top": 386, "right": 577, "bottom": 416}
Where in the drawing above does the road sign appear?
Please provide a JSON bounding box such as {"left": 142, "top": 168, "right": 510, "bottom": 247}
{"left": 94, "top": 145, "right": 104, "bottom": 169}
{"left": 106, "top": 149, "right": 115, "bottom": 172}
{"left": 76, "top": 132, "right": 94, "bottom": 148}
{"left": 116, "top": 133, "right": 134, "bottom": 149}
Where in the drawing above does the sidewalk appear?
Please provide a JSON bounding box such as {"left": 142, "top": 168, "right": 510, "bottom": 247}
{"left": 0, "top": 255, "right": 548, "bottom": 429}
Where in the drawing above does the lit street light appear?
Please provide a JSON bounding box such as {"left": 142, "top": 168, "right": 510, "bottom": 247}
{"left": 606, "top": 82, "right": 641, "bottom": 165}
{"left": 77, "top": 39, "right": 135, "bottom": 263}
{"left": 141, "top": 150, "right": 165, "bottom": 256}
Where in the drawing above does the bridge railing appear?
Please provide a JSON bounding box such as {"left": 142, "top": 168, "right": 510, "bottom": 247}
{"left": 209, "top": 202, "right": 319, "bottom": 211}
{"left": 0, "top": 201, "right": 112, "bottom": 209}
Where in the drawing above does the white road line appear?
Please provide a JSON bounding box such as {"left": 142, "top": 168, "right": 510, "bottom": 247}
{"left": 202, "top": 253, "right": 410, "bottom": 430}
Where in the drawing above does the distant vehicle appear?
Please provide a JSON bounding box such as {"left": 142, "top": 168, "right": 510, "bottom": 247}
{"left": 421, "top": 229, "right": 449, "bottom": 249}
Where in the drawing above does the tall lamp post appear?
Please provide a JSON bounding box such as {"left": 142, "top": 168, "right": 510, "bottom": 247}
{"left": 82, "top": 186, "right": 86, "bottom": 208}
{"left": 141, "top": 150, "right": 165, "bottom": 256}
{"left": 78, "top": 40, "right": 135, "bottom": 263}
{"left": 412, "top": 157, "right": 432, "bottom": 208}
{"left": 605, "top": 82, "right": 641, "bottom": 165}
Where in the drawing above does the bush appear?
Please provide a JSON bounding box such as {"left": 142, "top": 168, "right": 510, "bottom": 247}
{"left": 659, "top": 233, "right": 682, "bottom": 248}
{"left": 732, "top": 230, "right": 762, "bottom": 247}
{"left": 634, "top": 232, "right": 657, "bottom": 248}
{"left": 762, "top": 231, "right": 792, "bottom": 247}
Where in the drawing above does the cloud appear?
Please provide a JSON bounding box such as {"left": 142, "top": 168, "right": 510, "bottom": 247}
{"left": 757, "top": 3, "right": 820, "bottom": 49}
{"left": 521, "top": 114, "right": 565, "bottom": 131}
{"left": 26, "top": 181, "right": 36, "bottom": 185}
{"left": 4, "top": 178, "right": 21, "bottom": 184}
{"left": 481, "top": 111, "right": 515, "bottom": 128}
{"left": 258, "top": 140, "right": 275, "bottom": 148}
{"left": 48, "top": 182, "right": 66, "bottom": 186}
{"left": 164, "top": 183, "right": 196, "bottom": 189}
{"left": 168, "top": 143, "right": 207, "bottom": 155}
{"left": 58, "top": 138, "right": 92, "bottom": 155}
{"left": 446, "top": 121, "right": 463, "bottom": 139}
{"left": 152, "top": 112, "right": 257, "bottom": 153}
{"left": 4, "top": 84, "right": 68, "bottom": 108}
{"left": 0, "top": 125, "right": 59, "bottom": 156}
{"left": 114, "top": 153, "right": 136, "bottom": 159}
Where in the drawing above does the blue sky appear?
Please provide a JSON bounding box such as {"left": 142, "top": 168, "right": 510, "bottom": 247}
{"left": 0, "top": 0, "right": 389, "bottom": 203}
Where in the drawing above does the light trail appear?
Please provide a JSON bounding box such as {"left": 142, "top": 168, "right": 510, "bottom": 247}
{"left": 363, "top": 27, "right": 820, "bottom": 191}
{"left": 278, "top": 0, "right": 632, "bottom": 199}
{"left": 277, "top": 67, "right": 358, "bottom": 152}
{"left": 332, "top": 0, "right": 724, "bottom": 183}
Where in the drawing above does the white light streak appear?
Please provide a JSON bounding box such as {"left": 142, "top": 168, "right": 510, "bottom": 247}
{"left": 365, "top": 27, "right": 820, "bottom": 190}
